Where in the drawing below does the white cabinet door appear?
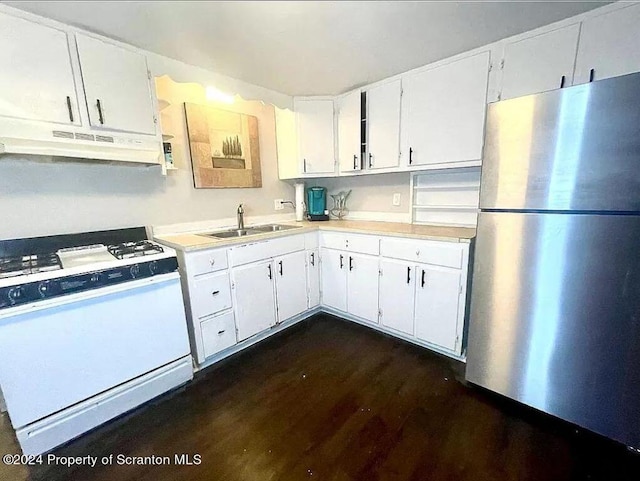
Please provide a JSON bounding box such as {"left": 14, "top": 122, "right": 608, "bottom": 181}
{"left": 346, "top": 253, "right": 379, "bottom": 323}
{"left": 337, "top": 90, "right": 362, "bottom": 172}
{"left": 414, "top": 266, "right": 462, "bottom": 352}
{"left": 295, "top": 99, "right": 335, "bottom": 174}
{"left": 232, "top": 261, "right": 276, "bottom": 341}
{"left": 307, "top": 249, "right": 320, "bottom": 308}
{"left": 366, "top": 79, "right": 401, "bottom": 170}
{"left": 76, "top": 33, "right": 156, "bottom": 135}
{"left": 500, "top": 25, "right": 580, "bottom": 100}
{"left": 0, "top": 12, "right": 78, "bottom": 124}
{"left": 574, "top": 4, "right": 640, "bottom": 85}
{"left": 379, "top": 259, "right": 416, "bottom": 336}
{"left": 320, "top": 248, "right": 347, "bottom": 312}
{"left": 401, "top": 52, "right": 490, "bottom": 167}
{"left": 274, "top": 251, "right": 308, "bottom": 323}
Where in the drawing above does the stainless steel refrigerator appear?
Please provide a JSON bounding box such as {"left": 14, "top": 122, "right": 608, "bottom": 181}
{"left": 466, "top": 72, "right": 640, "bottom": 448}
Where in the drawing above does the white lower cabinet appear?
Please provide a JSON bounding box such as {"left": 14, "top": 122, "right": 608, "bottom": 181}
{"left": 307, "top": 249, "right": 320, "bottom": 308}
{"left": 232, "top": 260, "right": 277, "bottom": 342}
{"left": 379, "top": 259, "right": 416, "bottom": 335}
{"left": 274, "top": 251, "right": 308, "bottom": 323}
{"left": 414, "top": 266, "right": 463, "bottom": 352}
{"left": 345, "top": 253, "right": 379, "bottom": 323}
{"left": 320, "top": 248, "right": 348, "bottom": 311}
{"left": 200, "top": 312, "right": 236, "bottom": 359}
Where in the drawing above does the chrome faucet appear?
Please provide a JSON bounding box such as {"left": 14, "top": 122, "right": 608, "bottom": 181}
{"left": 237, "top": 204, "right": 245, "bottom": 230}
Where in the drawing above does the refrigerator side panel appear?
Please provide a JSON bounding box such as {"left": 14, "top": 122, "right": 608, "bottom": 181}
{"left": 480, "top": 73, "right": 640, "bottom": 212}
{"left": 466, "top": 212, "right": 640, "bottom": 447}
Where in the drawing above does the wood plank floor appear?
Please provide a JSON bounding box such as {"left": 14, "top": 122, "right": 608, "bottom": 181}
{"left": 1, "top": 313, "right": 639, "bottom": 480}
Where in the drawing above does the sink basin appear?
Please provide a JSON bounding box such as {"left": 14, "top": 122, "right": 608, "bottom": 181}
{"left": 205, "top": 229, "right": 263, "bottom": 239}
{"left": 252, "top": 224, "right": 302, "bottom": 232}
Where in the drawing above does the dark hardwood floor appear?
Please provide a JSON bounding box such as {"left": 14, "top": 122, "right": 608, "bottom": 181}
{"left": 1, "top": 314, "right": 639, "bottom": 480}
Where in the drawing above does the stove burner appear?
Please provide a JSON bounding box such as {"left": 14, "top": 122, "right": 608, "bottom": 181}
{"left": 0, "top": 253, "right": 62, "bottom": 278}
{"left": 107, "top": 241, "right": 164, "bottom": 260}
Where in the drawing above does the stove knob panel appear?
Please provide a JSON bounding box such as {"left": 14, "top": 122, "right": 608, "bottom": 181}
{"left": 130, "top": 264, "right": 140, "bottom": 278}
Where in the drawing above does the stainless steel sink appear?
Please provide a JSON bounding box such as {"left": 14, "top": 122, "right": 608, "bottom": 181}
{"left": 252, "top": 224, "right": 302, "bottom": 232}
{"left": 205, "top": 229, "right": 263, "bottom": 239}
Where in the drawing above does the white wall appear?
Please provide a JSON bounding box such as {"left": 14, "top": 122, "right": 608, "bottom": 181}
{"left": 0, "top": 44, "right": 295, "bottom": 240}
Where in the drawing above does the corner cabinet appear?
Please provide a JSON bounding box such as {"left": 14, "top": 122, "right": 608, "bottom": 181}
{"left": 337, "top": 90, "right": 362, "bottom": 173}
{"left": 295, "top": 98, "right": 336, "bottom": 175}
{"left": 75, "top": 33, "right": 157, "bottom": 135}
{"left": 400, "top": 51, "right": 490, "bottom": 168}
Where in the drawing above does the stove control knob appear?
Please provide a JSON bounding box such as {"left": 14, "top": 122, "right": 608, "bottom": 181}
{"left": 130, "top": 264, "right": 140, "bottom": 278}
{"left": 149, "top": 261, "right": 158, "bottom": 275}
{"left": 38, "top": 281, "right": 51, "bottom": 298}
{"left": 90, "top": 273, "right": 101, "bottom": 283}
{"left": 8, "top": 286, "right": 24, "bottom": 303}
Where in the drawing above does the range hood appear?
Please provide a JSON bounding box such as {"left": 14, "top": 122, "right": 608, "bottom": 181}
{"left": 0, "top": 123, "right": 162, "bottom": 165}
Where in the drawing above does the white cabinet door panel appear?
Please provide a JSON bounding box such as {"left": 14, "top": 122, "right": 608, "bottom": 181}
{"left": 367, "top": 79, "right": 401, "bottom": 169}
{"left": 346, "top": 253, "right": 379, "bottom": 323}
{"left": 0, "top": 12, "right": 78, "bottom": 124}
{"left": 501, "top": 25, "right": 579, "bottom": 100}
{"left": 295, "top": 99, "right": 335, "bottom": 174}
{"left": 232, "top": 261, "right": 276, "bottom": 341}
{"left": 320, "top": 248, "right": 347, "bottom": 312}
{"left": 337, "top": 90, "right": 362, "bottom": 172}
{"left": 274, "top": 251, "right": 308, "bottom": 323}
{"left": 574, "top": 4, "right": 640, "bottom": 84}
{"left": 401, "top": 52, "right": 489, "bottom": 166}
{"left": 379, "top": 259, "right": 415, "bottom": 335}
{"left": 76, "top": 33, "right": 156, "bottom": 135}
{"left": 307, "top": 249, "right": 320, "bottom": 308}
{"left": 415, "top": 266, "right": 462, "bottom": 352}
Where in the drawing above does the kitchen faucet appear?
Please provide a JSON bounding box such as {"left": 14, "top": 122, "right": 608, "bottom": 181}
{"left": 237, "top": 204, "right": 245, "bottom": 230}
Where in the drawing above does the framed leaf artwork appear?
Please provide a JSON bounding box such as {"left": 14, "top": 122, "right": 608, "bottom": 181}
{"left": 184, "top": 103, "right": 262, "bottom": 188}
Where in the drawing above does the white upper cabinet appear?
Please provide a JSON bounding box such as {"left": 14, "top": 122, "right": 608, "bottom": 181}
{"left": 574, "top": 3, "right": 640, "bottom": 85}
{"left": 0, "top": 12, "right": 78, "bottom": 125}
{"left": 295, "top": 99, "right": 335, "bottom": 175}
{"left": 337, "top": 90, "right": 362, "bottom": 172}
{"left": 366, "top": 79, "right": 401, "bottom": 170}
{"left": 76, "top": 33, "right": 156, "bottom": 135}
{"left": 500, "top": 25, "right": 580, "bottom": 100}
{"left": 400, "top": 52, "right": 490, "bottom": 167}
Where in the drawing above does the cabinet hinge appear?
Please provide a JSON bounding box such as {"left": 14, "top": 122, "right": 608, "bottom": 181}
{"left": 378, "top": 308, "right": 383, "bottom": 319}
{"left": 147, "top": 70, "right": 152, "bottom": 80}
{"left": 459, "top": 284, "right": 463, "bottom": 295}
{"left": 499, "top": 59, "right": 504, "bottom": 69}
{"left": 455, "top": 335, "right": 459, "bottom": 348}
{"left": 153, "top": 115, "right": 158, "bottom": 124}
{"left": 379, "top": 268, "right": 383, "bottom": 276}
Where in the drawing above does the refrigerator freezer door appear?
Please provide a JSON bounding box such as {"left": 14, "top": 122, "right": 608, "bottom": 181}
{"left": 466, "top": 212, "right": 640, "bottom": 447}
{"left": 480, "top": 72, "right": 640, "bottom": 212}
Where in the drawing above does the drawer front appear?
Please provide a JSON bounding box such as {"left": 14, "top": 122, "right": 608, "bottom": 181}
{"left": 200, "top": 311, "right": 236, "bottom": 359}
{"left": 191, "top": 271, "right": 232, "bottom": 319}
{"left": 380, "top": 238, "right": 464, "bottom": 269}
{"left": 186, "top": 248, "right": 228, "bottom": 276}
{"left": 320, "top": 232, "right": 380, "bottom": 256}
{"left": 304, "top": 232, "right": 319, "bottom": 250}
{"left": 229, "top": 234, "right": 305, "bottom": 266}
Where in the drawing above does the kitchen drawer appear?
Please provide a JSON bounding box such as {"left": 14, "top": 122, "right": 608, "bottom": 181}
{"left": 191, "top": 271, "right": 232, "bottom": 319}
{"left": 320, "top": 232, "right": 379, "bottom": 256}
{"left": 380, "top": 238, "right": 464, "bottom": 269}
{"left": 200, "top": 311, "right": 236, "bottom": 359}
{"left": 229, "top": 234, "right": 305, "bottom": 267}
{"left": 304, "top": 232, "right": 319, "bottom": 250}
{"left": 186, "top": 248, "right": 228, "bottom": 276}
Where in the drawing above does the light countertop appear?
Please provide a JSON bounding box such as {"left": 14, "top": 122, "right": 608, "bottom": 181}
{"left": 154, "top": 220, "right": 475, "bottom": 252}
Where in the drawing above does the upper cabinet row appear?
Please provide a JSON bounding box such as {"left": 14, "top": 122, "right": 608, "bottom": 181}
{"left": 0, "top": 10, "right": 157, "bottom": 135}
{"left": 279, "top": 2, "right": 640, "bottom": 179}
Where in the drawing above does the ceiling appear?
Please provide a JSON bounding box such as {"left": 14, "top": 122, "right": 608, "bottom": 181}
{"left": 5, "top": 1, "right": 609, "bottom": 96}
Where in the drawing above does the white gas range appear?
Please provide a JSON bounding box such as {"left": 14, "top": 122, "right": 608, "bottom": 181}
{"left": 0, "top": 227, "right": 193, "bottom": 455}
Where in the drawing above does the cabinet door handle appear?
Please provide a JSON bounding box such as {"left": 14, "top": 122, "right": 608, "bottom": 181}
{"left": 353, "top": 154, "right": 358, "bottom": 170}
{"left": 368, "top": 153, "right": 373, "bottom": 168}
{"left": 349, "top": 256, "right": 354, "bottom": 271}
{"left": 339, "top": 254, "right": 344, "bottom": 269}
{"left": 560, "top": 75, "right": 566, "bottom": 88}
{"left": 217, "top": 330, "right": 226, "bottom": 335}
{"left": 96, "top": 99, "right": 105, "bottom": 124}
{"left": 303, "top": 159, "right": 307, "bottom": 172}
{"left": 267, "top": 264, "right": 272, "bottom": 279}
{"left": 421, "top": 269, "right": 426, "bottom": 288}
{"left": 589, "top": 69, "right": 595, "bottom": 83}
{"left": 212, "top": 290, "right": 220, "bottom": 296}
{"left": 66, "top": 96, "right": 74, "bottom": 122}
{"left": 409, "top": 147, "right": 413, "bottom": 165}
{"left": 407, "top": 266, "right": 411, "bottom": 284}
{"left": 278, "top": 260, "right": 283, "bottom": 276}
{"left": 310, "top": 252, "right": 315, "bottom": 266}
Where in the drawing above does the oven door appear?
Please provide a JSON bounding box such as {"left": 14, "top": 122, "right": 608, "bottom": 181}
{"left": 0, "top": 273, "right": 190, "bottom": 428}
